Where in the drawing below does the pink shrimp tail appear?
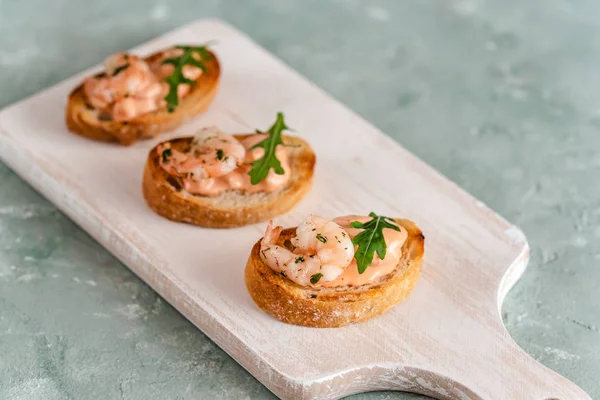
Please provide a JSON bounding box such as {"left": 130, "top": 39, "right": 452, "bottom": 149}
{"left": 262, "top": 220, "right": 282, "bottom": 245}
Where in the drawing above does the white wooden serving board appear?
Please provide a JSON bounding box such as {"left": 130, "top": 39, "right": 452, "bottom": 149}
{"left": 0, "top": 19, "right": 590, "bottom": 400}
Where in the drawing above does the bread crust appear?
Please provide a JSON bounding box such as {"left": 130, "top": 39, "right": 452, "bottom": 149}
{"left": 142, "top": 134, "right": 316, "bottom": 228}
{"left": 65, "top": 48, "right": 220, "bottom": 146}
{"left": 245, "top": 219, "right": 424, "bottom": 327}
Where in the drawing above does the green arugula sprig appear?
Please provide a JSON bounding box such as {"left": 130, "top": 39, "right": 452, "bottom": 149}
{"left": 248, "top": 112, "right": 289, "bottom": 185}
{"left": 162, "top": 44, "right": 212, "bottom": 112}
{"left": 351, "top": 212, "right": 401, "bottom": 274}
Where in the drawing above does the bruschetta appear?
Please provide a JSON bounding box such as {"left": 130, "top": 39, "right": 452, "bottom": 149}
{"left": 142, "top": 113, "right": 316, "bottom": 228}
{"left": 245, "top": 213, "right": 424, "bottom": 327}
{"left": 66, "top": 44, "right": 220, "bottom": 145}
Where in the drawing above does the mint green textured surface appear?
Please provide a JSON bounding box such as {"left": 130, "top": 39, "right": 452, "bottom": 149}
{"left": 0, "top": 1, "right": 597, "bottom": 399}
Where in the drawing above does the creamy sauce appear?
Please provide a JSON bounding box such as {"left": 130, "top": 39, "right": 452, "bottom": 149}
{"left": 319, "top": 215, "right": 407, "bottom": 288}
{"left": 158, "top": 132, "right": 290, "bottom": 197}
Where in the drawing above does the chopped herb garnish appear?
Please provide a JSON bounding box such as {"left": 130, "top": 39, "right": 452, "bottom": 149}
{"left": 216, "top": 148, "right": 224, "bottom": 160}
{"left": 161, "top": 148, "right": 172, "bottom": 163}
{"left": 310, "top": 273, "right": 323, "bottom": 284}
{"left": 248, "top": 112, "right": 289, "bottom": 185}
{"left": 162, "top": 44, "right": 212, "bottom": 112}
{"left": 112, "top": 63, "right": 130, "bottom": 76}
{"left": 316, "top": 233, "right": 327, "bottom": 243}
{"left": 351, "top": 212, "right": 401, "bottom": 274}
{"left": 295, "top": 256, "right": 305, "bottom": 264}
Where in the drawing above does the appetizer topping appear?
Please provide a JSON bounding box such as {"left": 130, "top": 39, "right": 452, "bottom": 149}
{"left": 248, "top": 112, "right": 288, "bottom": 185}
{"left": 83, "top": 44, "right": 211, "bottom": 121}
{"left": 350, "top": 212, "right": 402, "bottom": 274}
{"left": 260, "top": 214, "right": 407, "bottom": 288}
{"left": 84, "top": 53, "right": 164, "bottom": 122}
{"left": 260, "top": 216, "right": 355, "bottom": 287}
{"left": 158, "top": 45, "right": 211, "bottom": 112}
{"left": 157, "top": 114, "right": 292, "bottom": 197}
{"left": 187, "top": 128, "right": 246, "bottom": 178}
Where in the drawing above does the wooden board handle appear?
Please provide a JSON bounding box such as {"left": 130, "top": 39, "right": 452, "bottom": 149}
{"left": 300, "top": 337, "right": 590, "bottom": 400}
{"left": 421, "top": 334, "right": 593, "bottom": 400}
{"left": 485, "top": 337, "right": 591, "bottom": 400}
{"left": 333, "top": 336, "right": 592, "bottom": 399}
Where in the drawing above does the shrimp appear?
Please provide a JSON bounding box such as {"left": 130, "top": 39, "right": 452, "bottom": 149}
{"left": 84, "top": 53, "right": 155, "bottom": 107}
{"left": 83, "top": 53, "right": 164, "bottom": 120}
{"left": 160, "top": 127, "right": 246, "bottom": 179}
{"left": 112, "top": 94, "right": 160, "bottom": 122}
{"left": 260, "top": 216, "right": 355, "bottom": 286}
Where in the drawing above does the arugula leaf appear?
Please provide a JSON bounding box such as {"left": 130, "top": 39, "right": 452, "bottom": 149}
{"left": 248, "top": 112, "right": 288, "bottom": 185}
{"left": 162, "top": 45, "right": 212, "bottom": 112}
{"left": 310, "top": 273, "right": 323, "bottom": 284}
{"left": 351, "top": 212, "right": 401, "bottom": 274}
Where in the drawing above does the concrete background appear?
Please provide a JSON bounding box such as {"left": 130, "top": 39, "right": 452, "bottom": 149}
{"left": 0, "top": 0, "right": 598, "bottom": 398}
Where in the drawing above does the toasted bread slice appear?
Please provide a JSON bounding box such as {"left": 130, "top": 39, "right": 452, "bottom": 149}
{"left": 245, "top": 219, "right": 424, "bottom": 327}
{"left": 142, "top": 134, "right": 316, "bottom": 228}
{"left": 66, "top": 49, "right": 220, "bottom": 146}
